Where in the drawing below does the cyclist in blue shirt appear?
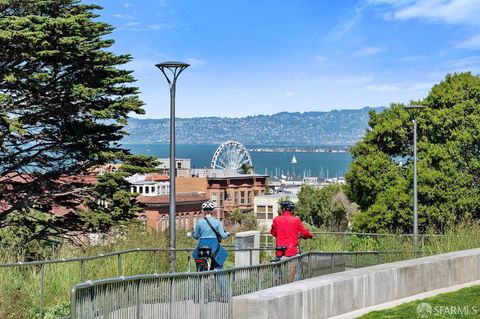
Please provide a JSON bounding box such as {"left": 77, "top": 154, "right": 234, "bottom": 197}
{"left": 192, "top": 201, "right": 229, "bottom": 269}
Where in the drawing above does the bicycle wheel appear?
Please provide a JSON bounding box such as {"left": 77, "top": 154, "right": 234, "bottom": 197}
{"left": 197, "top": 258, "right": 209, "bottom": 272}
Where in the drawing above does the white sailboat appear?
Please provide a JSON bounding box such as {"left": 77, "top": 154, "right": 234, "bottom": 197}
{"left": 291, "top": 154, "right": 297, "bottom": 177}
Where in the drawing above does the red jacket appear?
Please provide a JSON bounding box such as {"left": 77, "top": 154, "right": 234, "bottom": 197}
{"left": 270, "top": 211, "right": 313, "bottom": 257}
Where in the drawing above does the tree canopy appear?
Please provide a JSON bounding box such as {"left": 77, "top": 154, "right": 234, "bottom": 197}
{"left": 0, "top": 1, "right": 145, "bottom": 244}
{"left": 296, "top": 184, "right": 357, "bottom": 231}
{"left": 345, "top": 73, "right": 480, "bottom": 233}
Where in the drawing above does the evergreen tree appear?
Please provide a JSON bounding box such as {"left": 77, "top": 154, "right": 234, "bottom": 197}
{"left": 0, "top": 1, "right": 145, "bottom": 245}
{"left": 346, "top": 73, "right": 480, "bottom": 233}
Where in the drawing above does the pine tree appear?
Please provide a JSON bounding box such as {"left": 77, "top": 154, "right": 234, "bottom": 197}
{"left": 0, "top": 0, "right": 145, "bottom": 248}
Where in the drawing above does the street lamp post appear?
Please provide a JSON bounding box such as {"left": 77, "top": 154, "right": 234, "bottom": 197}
{"left": 404, "top": 104, "right": 425, "bottom": 251}
{"left": 156, "top": 61, "right": 189, "bottom": 272}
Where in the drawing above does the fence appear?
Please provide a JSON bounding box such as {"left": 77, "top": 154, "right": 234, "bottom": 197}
{"left": 0, "top": 247, "right": 272, "bottom": 319}
{"left": 261, "top": 231, "right": 441, "bottom": 251}
{"left": 69, "top": 250, "right": 422, "bottom": 319}
{"left": 0, "top": 232, "right": 430, "bottom": 318}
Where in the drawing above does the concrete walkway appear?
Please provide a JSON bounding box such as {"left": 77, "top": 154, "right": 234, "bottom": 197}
{"left": 331, "top": 279, "right": 480, "bottom": 319}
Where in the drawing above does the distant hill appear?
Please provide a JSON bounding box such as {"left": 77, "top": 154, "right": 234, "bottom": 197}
{"left": 123, "top": 106, "right": 385, "bottom": 146}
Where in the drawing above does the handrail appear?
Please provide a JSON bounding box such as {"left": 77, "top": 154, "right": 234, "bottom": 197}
{"left": 70, "top": 250, "right": 424, "bottom": 319}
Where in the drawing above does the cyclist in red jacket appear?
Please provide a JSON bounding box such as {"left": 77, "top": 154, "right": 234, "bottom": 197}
{"left": 270, "top": 200, "right": 313, "bottom": 259}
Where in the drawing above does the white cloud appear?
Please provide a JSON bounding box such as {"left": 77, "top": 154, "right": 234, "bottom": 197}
{"left": 356, "top": 47, "right": 385, "bottom": 56}
{"left": 326, "top": 5, "right": 364, "bottom": 41}
{"left": 367, "top": 84, "right": 399, "bottom": 92}
{"left": 407, "top": 82, "right": 433, "bottom": 91}
{"left": 368, "top": 0, "right": 480, "bottom": 26}
{"left": 284, "top": 91, "right": 295, "bottom": 97}
{"left": 113, "top": 14, "right": 131, "bottom": 19}
{"left": 455, "top": 34, "right": 480, "bottom": 50}
{"left": 443, "top": 56, "right": 480, "bottom": 72}
{"left": 124, "top": 3, "right": 130, "bottom": 9}
{"left": 184, "top": 58, "right": 206, "bottom": 68}
{"left": 123, "top": 23, "right": 175, "bottom": 31}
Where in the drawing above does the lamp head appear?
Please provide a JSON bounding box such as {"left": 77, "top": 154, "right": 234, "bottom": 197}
{"left": 155, "top": 61, "right": 190, "bottom": 69}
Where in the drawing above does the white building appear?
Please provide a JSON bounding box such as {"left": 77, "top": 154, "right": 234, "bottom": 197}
{"left": 125, "top": 173, "right": 170, "bottom": 196}
{"left": 254, "top": 194, "right": 298, "bottom": 228}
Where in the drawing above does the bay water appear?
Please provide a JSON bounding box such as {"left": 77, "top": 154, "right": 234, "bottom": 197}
{"left": 123, "top": 143, "right": 352, "bottom": 178}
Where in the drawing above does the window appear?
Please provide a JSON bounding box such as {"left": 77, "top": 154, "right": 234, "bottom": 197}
{"left": 248, "top": 191, "right": 252, "bottom": 204}
{"left": 177, "top": 161, "right": 182, "bottom": 169}
{"left": 234, "top": 192, "right": 239, "bottom": 206}
{"left": 212, "top": 193, "right": 218, "bottom": 207}
{"left": 267, "top": 205, "right": 273, "bottom": 219}
{"left": 240, "top": 191, "right": 245, "bottom": 205}
{"left": 256, "top": 205, "right": 266, "bottom": 219}
{"left": 145, "top": 186, "right": 150, "bottom": 194}
{"left": 139, "top": 186, "right": 143, "bottom": 194}
{"left": 219, "top": 191, "right": 224, "bottom": 207}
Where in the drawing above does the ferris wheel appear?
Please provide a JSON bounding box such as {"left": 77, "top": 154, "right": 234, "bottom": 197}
{"left": 211, "top": 141, "right": 253, "bottom": 171}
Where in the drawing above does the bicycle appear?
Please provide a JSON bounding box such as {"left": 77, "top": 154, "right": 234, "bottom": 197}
{"left": 271, "top": 246, "right": 287, "bottom": 286}
{"left": 271, "top": 236, "right": 309, "bottom": 284}
{"left": 194, "top": 245, "right": 214, "bottom": 272}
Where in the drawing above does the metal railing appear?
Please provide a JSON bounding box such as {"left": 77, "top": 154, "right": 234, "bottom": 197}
{"left": 69, "top": 250, "right": 424, "bottom": 319}
{"left": 0, "top": 231, "right": 433, "bottom": 318}
{"left": 261, "top": 231, "right": 442, "bottom": 251}
{"left": 0, "top": 247, "right": 273, "bottom": 319}
{"left": 70, "top": 252, "right": 345, "bottom": 319}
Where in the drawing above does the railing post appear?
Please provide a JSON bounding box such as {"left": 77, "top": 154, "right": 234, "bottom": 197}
{"left": 153, "top": 251, "right": 158, "bottom": 274}
{"left": 136, "top": 280, "right": 141, "bottom": 319}
{"left": 307, "top": 253, "right": 312, "bottom": 278}
{"left": 250, "top": 249, "right": 253, "bottom": 266}
{"left": 80, "top": 260, "right": 85, "bottom": 282}
{"left": 39, "top": 264, "right": 45, "bottom": 319}
{"left": 330, "top": 253, "right": 334, "bottom": 272}
{"left": 169, "top": 277, "right": 176, "bottom": 319}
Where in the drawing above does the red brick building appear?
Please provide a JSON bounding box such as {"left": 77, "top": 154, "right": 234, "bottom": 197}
{"left": 137, "top": 192, "right": 208, "bottom": 231}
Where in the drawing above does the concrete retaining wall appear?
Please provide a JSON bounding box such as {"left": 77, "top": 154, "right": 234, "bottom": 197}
{"left": 233, "top": 249, "right": 480, "bottom": 319}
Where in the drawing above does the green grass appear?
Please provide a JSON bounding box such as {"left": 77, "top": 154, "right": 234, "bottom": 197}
{"left": 359, "top": 285, "right": 480, "bottom": 318}
{"left": 2, "top": 222, "right": 480, "bottom": 318}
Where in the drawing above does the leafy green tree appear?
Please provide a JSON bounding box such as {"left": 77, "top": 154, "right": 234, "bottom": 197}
{"left": 346, "top": 73, "right": 480, "bottom": 233}
{"left": 81, "top": 154, "right": 159, "bottom": 233}
{"left": 0, "top": 1, "right": 144, "bottom": 244}
{"left": 295, "top": 184, "right": 357, "bottom": 231}
{"left": 240, "top": 163, "right": 254, "bottom": 174}
{"left": 226, "top": 208, "right": 258, "bottom": 230}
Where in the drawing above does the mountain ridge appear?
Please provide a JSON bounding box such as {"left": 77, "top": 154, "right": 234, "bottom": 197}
{"left": 123, "top": 106, "right": 385, "bottom": 145}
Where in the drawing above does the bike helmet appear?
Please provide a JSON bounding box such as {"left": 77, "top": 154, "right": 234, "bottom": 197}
{"left": 202, "top": 200, "right": 215, "bottom": 212}
{"left": 281, "top": 200, "right": 295, "bottom": 212}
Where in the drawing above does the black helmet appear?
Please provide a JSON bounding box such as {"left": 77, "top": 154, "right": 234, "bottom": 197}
{"left": 281, "top": 200, "right": 295, "bottom": 212}
{"left": 202, "top": 200, "right": 215, "bottom": 212}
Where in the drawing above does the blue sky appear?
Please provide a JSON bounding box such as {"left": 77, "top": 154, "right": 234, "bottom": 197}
{"left": 94, "top": 0, "right": 480, "bottom": 119}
